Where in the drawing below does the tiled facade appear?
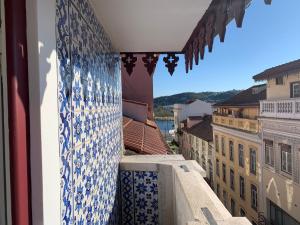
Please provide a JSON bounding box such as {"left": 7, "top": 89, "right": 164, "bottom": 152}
{"left": 56, "top": 0, "right": 122, "bottom": 224}
{"left": 120, "top": 171, "right": 159, "bottom": 225}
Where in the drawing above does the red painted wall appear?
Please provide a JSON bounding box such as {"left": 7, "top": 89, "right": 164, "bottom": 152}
{"left": 122, "top": 55, "right": 155, "bottom": 120}
{"left": 5, "top": 0, "right": 31, "bottom": 224}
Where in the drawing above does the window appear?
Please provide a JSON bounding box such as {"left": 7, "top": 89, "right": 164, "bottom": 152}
{"left": 230, "top": 169, "right": 235, "bottom": 190}
{"left": 216, "top": 183, "right": 220, "bottom": 197}
{"left": 251, "top": 184, "right": 258, "bottom": 211}
{"left": 276, "top": 77, "right": 284, "bottom": 85}
{"left": 280, "top": 143, "right": 292, "bottom": 174}
{"left": 229, "top": 140, "right": 234, "bottom": 161}
{"left": 240, "top": 208, "right": 246, "bottom": 217}
{"left": 222, "top": 163, "right": 226, "bottom": 183}
{"left": 221, "top": 137, "right": 225, "bottom": 156}
{"left": 202, "top": 154, "right": 206, "bottom": 170}
{"left": 215, "top": 135, "right": 219, "bottom": 152}
{"left": 230, "top": 199, "right": 236, "bottom": 216}
{"left": 265, "top": 140, "right": 274, "bottom": 166}
{"left": 238, "top": 144, "right": 244, "bottom": 168}
{"left": 216, "top": 159, "right": 220, "bottom": 177}
{"left": 223, "top": 190, "right": 227, "bottom": 207}
{"left": 250, "top": 148, "right": 257, "bottom": 175}
{"left": 239, "top": 176, "right": 245, "bottom": 200}
{"left": 269, "top": 200, "right": 300, "bottom": 225}
{"left": 291, "top": 82, "right": 300, "bottom": 98}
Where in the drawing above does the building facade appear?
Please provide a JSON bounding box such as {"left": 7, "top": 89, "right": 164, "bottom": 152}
{"left": 212, "top": 85, "right": 266, "bottom": 225}
{"left": 253, "top": 60, "right": 300, "bottom": 225}
{"left": 179, "top": 116, "right": 214, "bottom": 187}
{"left": 174, "top": 99, "right": 213, "bottom": 134}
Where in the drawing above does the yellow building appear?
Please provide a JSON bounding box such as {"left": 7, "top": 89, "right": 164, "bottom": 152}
{"left": 254, "top": 59, "right": 300, "bottom": 225}
{"left": 212, "top": 84, "right": 266, "bottom": 225}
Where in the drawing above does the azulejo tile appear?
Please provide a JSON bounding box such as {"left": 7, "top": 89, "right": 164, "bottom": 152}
{"left": 56, "top": 0, "right": 121, "bottom": 224}
{"left": 120, "top": 171, "right": 159, "bottom": 225}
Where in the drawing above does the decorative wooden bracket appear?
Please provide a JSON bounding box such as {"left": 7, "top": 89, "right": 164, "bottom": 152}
{"left": 206, "top": 13, "right": 216, "bottom": 52}
{"left": 264, "top": 0, "right": 272, "bottom": 4}
{"left": 142, "top": 53, "right": 159, "bottom": 76}
{"left": 233, "top": 0, "right": 245, "bottom": 28}
{"left": 121, "top": 53, "right": 137, "bottom": 75}
{"left": 163, "top": 53, "right": 179, "bottom": 76}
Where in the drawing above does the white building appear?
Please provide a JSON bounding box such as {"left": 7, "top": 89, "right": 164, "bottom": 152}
{"left": 173, "top": 99, "right": 213, "bottom": 133}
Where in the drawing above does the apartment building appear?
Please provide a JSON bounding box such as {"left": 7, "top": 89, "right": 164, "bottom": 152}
{"left": 174, "top": 99, "right": 212, "bottom": 134}
{"left": 253, "top": 59, "right": 300, "bottom": 225}
{"left": 212, "top": 84, "right": 266, "bottom": 224}
{"left": 179, "top": 116, "right": 214, "bottom": 187}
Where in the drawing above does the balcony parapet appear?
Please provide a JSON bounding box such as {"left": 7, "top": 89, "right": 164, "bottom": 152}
{"left": 120, "top": 155, "right": 251, "bottom": 225}
{"left": 213, "top": 115, "right": 259, "bottom": 133}
{"left": 260, "top": 98, "right": 300, "bottom": 119}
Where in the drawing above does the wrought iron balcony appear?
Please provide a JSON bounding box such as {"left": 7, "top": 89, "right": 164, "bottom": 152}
{"left": 260, "top": 98, "right": 300, "bottom": 119}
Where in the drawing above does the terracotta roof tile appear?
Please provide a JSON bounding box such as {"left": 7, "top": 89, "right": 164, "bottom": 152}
{"left": 123, "top": 116, "right": 168, "bottom": 155}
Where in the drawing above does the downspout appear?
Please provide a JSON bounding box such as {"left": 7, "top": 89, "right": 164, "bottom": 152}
{"left": 4, "top": 0, "right": 31, "bottom": 224}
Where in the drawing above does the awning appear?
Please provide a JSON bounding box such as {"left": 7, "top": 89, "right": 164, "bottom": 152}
{"left": 91, "top": 0, "right": 272, "bottom": 75}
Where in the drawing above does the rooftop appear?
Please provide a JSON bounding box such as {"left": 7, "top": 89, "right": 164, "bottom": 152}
{"left": 253, "top": 59, "right": 300, "bottom": 81}
{"left": 213, "top": 84, "right": 266, "bottom": 107}
{"left": 183, "top": 116, "right": 213, "bottom": 142}
{"left": 123, "top": 116, "right": 169, "bottom": 155}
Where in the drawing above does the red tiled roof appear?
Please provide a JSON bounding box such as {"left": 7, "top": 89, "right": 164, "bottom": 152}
{"left": 123, "top": 116, "right": 168, "bottom": 155}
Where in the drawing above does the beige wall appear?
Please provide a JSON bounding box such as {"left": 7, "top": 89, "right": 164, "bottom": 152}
{"left": 266, "top": 72, "right": 300, "bottom": 100}
{"left": 213, "top": 129, "right": 261, "bottom": 224}
{"left": 264, "top": 168, "right": 300, "bottom": 222}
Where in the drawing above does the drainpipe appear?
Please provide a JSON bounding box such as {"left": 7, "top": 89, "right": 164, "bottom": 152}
{"left": 4, "top": 0, "right": 31, "bottom": 224}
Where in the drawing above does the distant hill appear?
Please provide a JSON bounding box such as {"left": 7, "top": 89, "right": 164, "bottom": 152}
{"left": 154, "top": 90, "right": 241, "bottom": 108}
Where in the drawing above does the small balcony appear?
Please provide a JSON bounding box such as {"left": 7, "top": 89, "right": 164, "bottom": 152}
{"left": 120, "top": 155, "right": 250, "bottom": 225}
{"left": 213, "top": 115, "right": 259, "bottom": 133}
{"left": 260, "top": 98, "right": 300, "bottom": 119}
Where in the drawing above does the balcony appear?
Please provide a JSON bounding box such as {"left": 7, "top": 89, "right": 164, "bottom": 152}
{"left": 213, "top": 115, "right": 259, "bottom": 133}
{"left": 260, "top": 98, "right": 300, "bottom": 119}
{"left": 120, "top": 155, "right": 250, "bottom": 225}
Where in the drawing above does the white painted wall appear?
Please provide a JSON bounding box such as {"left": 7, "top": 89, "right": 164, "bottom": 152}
{"left": 174, "top": 100, "right": 212, "bottom": 131}
{"left": 123, "top": 100, "right": 148, "bottom": 122}
{"left": 26, "top": 0, "right": 60, "bottom": 224}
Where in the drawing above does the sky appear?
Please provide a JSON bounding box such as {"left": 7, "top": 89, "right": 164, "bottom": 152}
{"left": 153, "top": 0, "right": 300, "bottom": 97}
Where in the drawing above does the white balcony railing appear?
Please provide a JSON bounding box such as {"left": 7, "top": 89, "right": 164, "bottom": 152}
{"left": 260, "top": 98, "right": 300, "bottom": 119}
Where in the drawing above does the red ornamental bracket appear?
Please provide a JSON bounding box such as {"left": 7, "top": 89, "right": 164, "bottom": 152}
{"left": 142, "top": 53, "right": 159, "bottom": 76}
{"left": 163, "top": 53, "right": 179, "bottom": 76}
{"left": 121, "top": 53, "right": 137, "bottom": 75}
{"left": 198, "top": 26, "right": 206, "bottom": 60}
{"left": 233, "top": 0, "right": 245, "bottom": 28}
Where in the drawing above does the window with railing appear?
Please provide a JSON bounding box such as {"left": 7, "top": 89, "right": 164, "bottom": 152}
{"left": 264, "top": 140, "right": 274, "bottom": 167}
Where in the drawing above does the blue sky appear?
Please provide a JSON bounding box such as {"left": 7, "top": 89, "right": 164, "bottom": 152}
{"left": 153, "top": 0, "right": 300, "bottom": 97}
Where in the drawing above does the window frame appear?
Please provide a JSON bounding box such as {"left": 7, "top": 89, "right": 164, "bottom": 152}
{"left": 222, "top": 163, "right": 226, "bottom": 183}
{"left": 238, "top": 144, "right": 244, "bottom": 168}
{"left": 215, "top": 135, "right": 219, "bottom": 152}
{"left": 221, "top": 136, "right": 225, "bottom": 156}
{"left": 275, "top": 77, "right": 284, "bottom": 85}
{"left": 250, "top": 148, "right": 257, "bottom": 175}
{"left": 230, "top": 169, "right": 235, "bottom": 191}
{"left": 264, "top": 140, "right": 274, "bottom": 167}
{"left": 230, "top": 198, "right": 236, "bottom": 216}
{"left": 291, "top": 81, "right": 300, "bottom": 98}
{"left": 216, "top": 158, "right": 220, "bottom": 177}
{"left": 239, "top": 175, "right": 245, "bottom": 200}
{"left": 229, "top": 140, "right": 234, "bottom": 162}
{"left": 251, "top": 184, "right": 258, "bottom": 211}
{"left": 280, "top": 143, "right": 292, "bottom": 175}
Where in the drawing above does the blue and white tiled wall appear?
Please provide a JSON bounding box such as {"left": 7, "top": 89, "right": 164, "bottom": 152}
{"left": 120, "top": 171, "right": 159, "bottom": 225}
{"left": 56, "top": 0, "right": 122, "bottom": 224}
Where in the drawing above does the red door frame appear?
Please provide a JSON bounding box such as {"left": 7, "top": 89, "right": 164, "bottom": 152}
{"left": 4, "top": 0, "right": 31, "bottom": 224}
